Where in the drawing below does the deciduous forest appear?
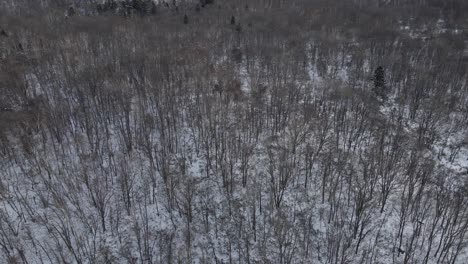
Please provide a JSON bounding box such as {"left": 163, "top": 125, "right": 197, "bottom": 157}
{"left": 1, "top": 0, "right": 468, "bottom": 263}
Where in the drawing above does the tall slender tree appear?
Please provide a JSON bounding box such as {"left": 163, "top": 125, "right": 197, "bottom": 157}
{"left": 373, "top": 66, "right": 386, "bottom": 99}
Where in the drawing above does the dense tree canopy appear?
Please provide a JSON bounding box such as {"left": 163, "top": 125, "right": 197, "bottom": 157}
{"left": 0, "top": 0, "right": 467, "bottom": 263}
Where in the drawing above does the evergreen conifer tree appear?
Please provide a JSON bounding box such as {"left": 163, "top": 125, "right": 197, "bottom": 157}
{"left": 0, "top": 29, "right": 8, "bottom": 37}
{"left": 68, "top": 6, "right": 76, "bottom": 16}
{"left": 235, "top": 23, "right": 242, "bottom": 33}
{"left": 374, "top": 66, "right": 386, "bottom": 99}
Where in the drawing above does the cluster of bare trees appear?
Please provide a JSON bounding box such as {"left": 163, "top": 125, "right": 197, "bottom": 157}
{"left": 1, "top": 0, "right": 468, "bottom": 263}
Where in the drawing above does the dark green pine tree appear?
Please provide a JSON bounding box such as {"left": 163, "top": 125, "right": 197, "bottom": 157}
{"left": 374, "top": 66, "right": 386, "bottom": 99}
{"left": 138, "top": 0, "right": 154, "bottom": 16}
{"left": 0, "top": 29, "right": 8, "bottom": 37}
{"left": 235, "top": 23, "right": 242, "bottom": 33}
{"left": 97, "top": 4, "right": 104, "bottom": 14}
{"left": 68, "top": 6, "right": 76, "bottom": 16}
{"left": 132, "top": 0, "right": 142, "bottom": 13}
{"left": 183, "top": 14, "right": 189, "bottom": 24}
{"left": 232, "top": 47, "right": 242, "bottom": 64}
{"left": 104, "top": 0, "right": 118, "bottom": 13}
